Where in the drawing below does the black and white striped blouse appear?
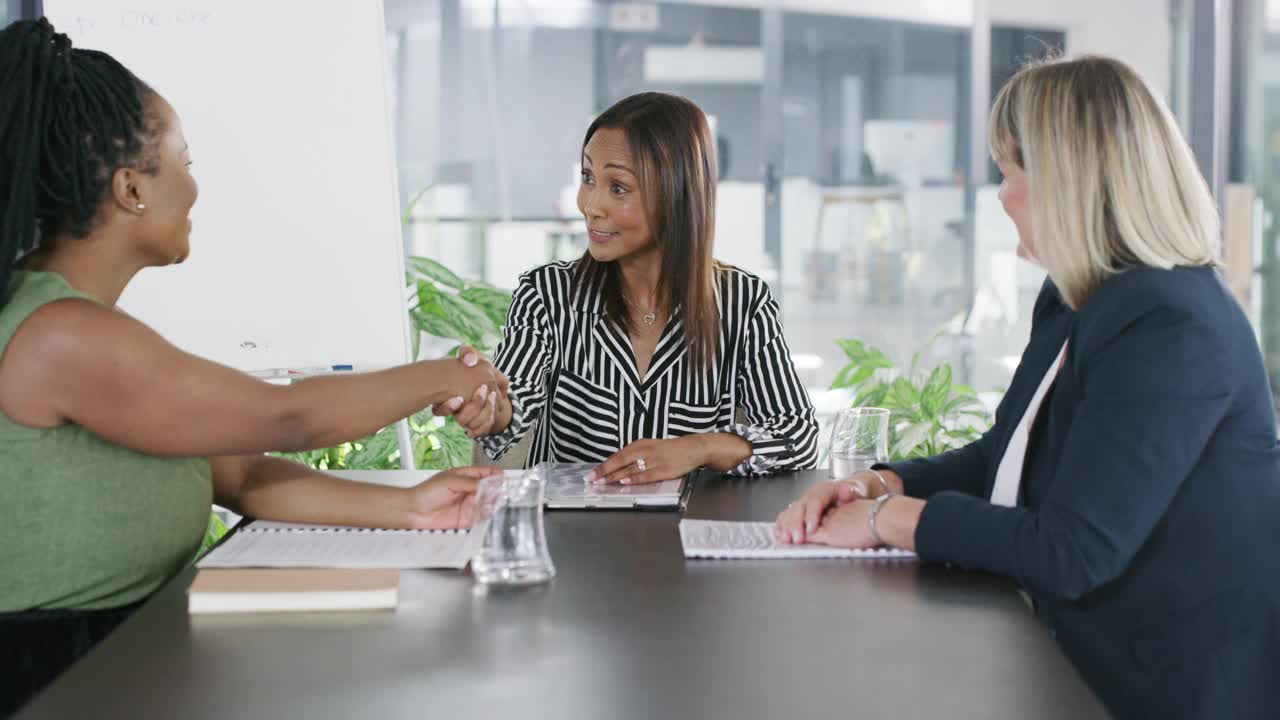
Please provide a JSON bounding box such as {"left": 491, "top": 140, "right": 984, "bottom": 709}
{"left": 479, "top": 261, "right": 819, "bottom": 475}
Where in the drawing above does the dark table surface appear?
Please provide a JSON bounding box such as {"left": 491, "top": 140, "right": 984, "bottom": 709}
{"left": 18, "top": 470, "right": 1106, "bottom": 719}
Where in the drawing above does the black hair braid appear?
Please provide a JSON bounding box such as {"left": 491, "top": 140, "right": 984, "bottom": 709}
{"left": 0, "top": 18, "right": 160, "bottom": 306}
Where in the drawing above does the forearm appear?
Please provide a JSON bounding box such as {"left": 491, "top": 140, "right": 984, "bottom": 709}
{"left": 477, "top": 386, "right": 541, "bottom": 460}
{"left": 282, "top": 359, "right": 458, "bottom": 450}
{"left": 878, "top": 495, "right": 926, "bottom": 552}
{"left": 481, "top": 325, "right": 552, "bottom": 444}
{"left": 230, "top": 456, "right": 415, "bottom": 529}
{"left": 491, "top": 391, "right": 514, "bottom": 434}
{"left": 695, "top": 432, "right": 754, "bottom": 472}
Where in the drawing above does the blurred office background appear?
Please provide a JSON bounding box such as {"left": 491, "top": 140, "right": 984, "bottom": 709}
{"left": 374, "top": 0, "right": 1262, "bottom": 413}
{"left": 7, "top": 0, "right": 1271, "bottom": 411}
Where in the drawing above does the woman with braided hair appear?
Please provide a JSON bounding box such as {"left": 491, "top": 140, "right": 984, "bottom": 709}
{"left": 0, "top": 18, "right": 507, "bottom": 713}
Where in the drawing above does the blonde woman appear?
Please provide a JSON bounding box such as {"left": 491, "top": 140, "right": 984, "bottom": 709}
{"left": 777, "top": 56, "right": 1280, "bottom": 717}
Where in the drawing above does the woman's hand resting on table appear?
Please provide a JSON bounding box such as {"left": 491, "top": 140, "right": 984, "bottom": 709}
{"left": 403, "top": 466, "right": 499, "bottom": 530}
{"left": 774, "top": 468, "right": 903, "bottom": 544}
{"left": 584, "top": 433, "right": 755, "bottom": 486}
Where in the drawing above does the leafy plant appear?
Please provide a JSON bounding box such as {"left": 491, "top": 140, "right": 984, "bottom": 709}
{"left": 406, "top": 256, "right": 510, "bottom": 360}
{"left": 273, "top": 189, "right": 514, "bottom": 471}
{"left": 275, "top": 408, "right": 478, "bottom": 471}
{"left": 198, "top": 512, "right": 230, "bottom": 558}
{"left": 830, "top": 339, "right": 992, "bottom": 461}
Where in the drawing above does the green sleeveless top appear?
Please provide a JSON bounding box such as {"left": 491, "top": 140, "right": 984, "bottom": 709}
{"left": 0, "top": 271, "right": 212, "bottom": 610}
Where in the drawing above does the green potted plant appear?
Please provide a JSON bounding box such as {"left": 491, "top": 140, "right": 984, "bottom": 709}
{"left": 829, "top": 339, "right": 992, "bottom": 460}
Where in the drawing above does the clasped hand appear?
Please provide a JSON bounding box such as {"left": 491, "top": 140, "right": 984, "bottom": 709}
{"left": 432, "top": 345, "right": 512, "bottom": 439}
{"left": 774, "top": 472, "right": 889, "bottom": 547}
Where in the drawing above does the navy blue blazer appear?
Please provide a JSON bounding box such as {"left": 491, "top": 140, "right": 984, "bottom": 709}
{"left": 890, "top": 267, "right": 1280, "bottom": 718}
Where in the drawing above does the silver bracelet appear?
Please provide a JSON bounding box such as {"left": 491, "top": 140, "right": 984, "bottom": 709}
{"left": 867, "top": 492, "right": 898, "bottom": 546}
{"left": 864, "top": 469, "right": 892, "bottom": 496}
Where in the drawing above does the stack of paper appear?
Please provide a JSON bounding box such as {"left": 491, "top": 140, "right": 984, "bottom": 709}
{"left": 679, "top": 519, "right": 916, "bottom": 560}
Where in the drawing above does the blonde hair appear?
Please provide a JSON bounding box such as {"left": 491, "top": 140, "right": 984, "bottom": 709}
{"left": 988, "top": 55, "right": 1221, "bottom": 308}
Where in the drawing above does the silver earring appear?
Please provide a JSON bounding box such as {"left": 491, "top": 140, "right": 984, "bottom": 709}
{"left": 136, "top": 203, "right": 146, "bottom": 210}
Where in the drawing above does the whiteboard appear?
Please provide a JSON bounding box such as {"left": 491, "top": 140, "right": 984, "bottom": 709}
{"left": 42, "top": 0, "right": 410, "bottom": 373}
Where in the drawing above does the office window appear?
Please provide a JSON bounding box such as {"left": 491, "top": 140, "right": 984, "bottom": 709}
{"left": 386, "top": 0, "right": 1191, "bottom": 413}
{"left": 771, "top": 9, "right": 979, "bottom": 398}
{"left": 1227, "top": 0, "right": 1280, "bottom": 406}
{"left": 385, "top": 2, "right": 980, "bottom": 399}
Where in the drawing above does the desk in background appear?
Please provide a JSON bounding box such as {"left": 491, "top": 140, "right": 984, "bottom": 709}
{"left": 17, "top": 471, "right": 1106, "bottom": 719}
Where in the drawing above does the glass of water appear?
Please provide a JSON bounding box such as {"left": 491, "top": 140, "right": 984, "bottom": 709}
{"left": 471, "top": 468, "right": 556, "bottom": 586}
{"left": 828, "top": 407, "right": 890, "bottom": 478}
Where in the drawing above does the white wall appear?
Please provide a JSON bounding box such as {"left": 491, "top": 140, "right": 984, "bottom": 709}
{"left": 989, "top": 0, "right": 1172, "bottom": 100}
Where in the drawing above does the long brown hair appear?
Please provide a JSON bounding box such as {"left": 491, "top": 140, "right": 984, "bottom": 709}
{"left": 577, "top": 92, "right": 720, "bottom": 370}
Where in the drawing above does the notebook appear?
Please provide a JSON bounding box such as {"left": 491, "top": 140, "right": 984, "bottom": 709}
{"left": 679, "top": 519, "right": 917, "bottom": 560}
{"left": 539, "top": 463, "right": 687, "bottom": 510}
{"left": 187, "top": 568, "right": 399, "bottom": 614}
{"left": 197, "top": 520, "right": 485, "bottom": 569}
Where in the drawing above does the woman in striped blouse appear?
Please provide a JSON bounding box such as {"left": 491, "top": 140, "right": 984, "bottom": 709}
{"left": 444, "top": 92, "right": 818, "bottom": 483}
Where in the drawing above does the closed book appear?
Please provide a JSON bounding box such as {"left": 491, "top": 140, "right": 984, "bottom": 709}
{"left": 187, "top": 568, "right": 400, "bottom": 614}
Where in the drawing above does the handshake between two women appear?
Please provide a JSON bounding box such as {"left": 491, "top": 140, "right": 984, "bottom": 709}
{"left": 434, "top": 345, "right": 756, "bottom": 486}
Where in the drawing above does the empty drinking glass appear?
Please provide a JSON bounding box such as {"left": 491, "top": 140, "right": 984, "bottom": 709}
{"left": 828, "top": 407, "right": 890, "bottom": 478}
{"left": 471, "top": 468, "right": 556, "bottom": 586}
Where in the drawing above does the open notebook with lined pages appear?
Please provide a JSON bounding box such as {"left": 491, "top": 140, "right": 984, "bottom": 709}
{"left": 197, "top": 520, "right": 485, "bottom": 569}
{"left": 679, "top": 520, "right": 916, "bottom": 560}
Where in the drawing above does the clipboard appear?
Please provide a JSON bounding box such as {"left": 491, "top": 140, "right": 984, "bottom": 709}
{"left": 536, "top": 463, "right": 689, "bottom": 511}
